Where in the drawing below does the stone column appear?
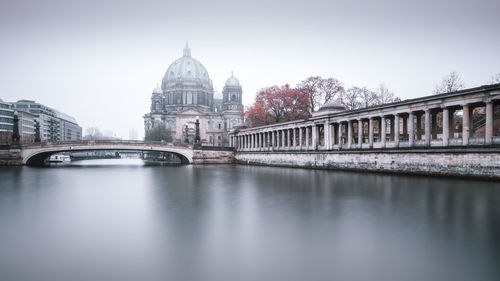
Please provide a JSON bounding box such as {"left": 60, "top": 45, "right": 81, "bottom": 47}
{"left": 291, "top": 128, "right": 296, "bottom": 149}
{"left": 357, "top": 119, "right": 363, "bottom": 148}
{"left": 312, "top": 124, "right": 317, "bottom": 150}
{"left": 299, "top": 127, "right": 303, "bottom": 148}
{"left": 442, "top": 107, "right": 449, "bottom": 146}
{"left": 448, "top": 109, "right": 455, "bottom": 139}
{"left": 338, "top": 123, "right": 343, "bottom": 149}
{"left": 416, "top": 113, "right": 422, "bottom": 140}
{"left": 409, "top": 112, "right": 414, "bottom": 147}
{"left": 306, "top": 126, "right": 310, "bottom": 149}
{"left": 347, "top": 120, "right": 352, "bottom": 149}
{"left": 368, "top": 118, "right": 374, "bottom": 148}
{"left": 462, "top": 104, "right": 470, "bottom": 146}
{"left": 394, "top": 114, "right": 400, "bottom": 147}
{"left": 324, "top": 121, "right": 331, "bottom": 150}
{"left": 286, "top": 129, "right": 290, "bottom": 150}
{"left": 402, "top": 115, "right": 408, "bottom": 139}
{"left": 425, "top": 109, "right": 431, "bottom": 146}
{"left": 431, "top": 111, "right": 438, "bottom": 140}
{"left": 381, "top": 116, "right": 386, "bottom": 148}
{"left": 281, "top": 130, "right": 286, "bottom": 148}
{"left": 271, "top": 131, "right": 275, "bottom": 149}
{"left": 485, "top": 102, "right": 493, "bottom": 145}
{"left": 389, "top": 116, "right": 395, "bottom": 141}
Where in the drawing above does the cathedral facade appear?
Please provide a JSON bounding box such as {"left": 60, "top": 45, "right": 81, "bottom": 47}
{"left": 143, "top": 43, "right": 244, "bottom": 146}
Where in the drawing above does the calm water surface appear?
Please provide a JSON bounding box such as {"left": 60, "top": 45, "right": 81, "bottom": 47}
{"left": 0, "top": 159, "right": 499, "bottom": 281}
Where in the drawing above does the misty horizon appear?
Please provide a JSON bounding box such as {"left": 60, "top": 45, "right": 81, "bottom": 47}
{"left": 1, "top": 0, "right": 499, "bottom": 139}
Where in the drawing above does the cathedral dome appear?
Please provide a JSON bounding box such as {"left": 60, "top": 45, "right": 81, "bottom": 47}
{"left": 225, "top": 74, "right": 240, "bottom": 87}
{"left": 162, "top": 43, "right": 211, "bottom": 84}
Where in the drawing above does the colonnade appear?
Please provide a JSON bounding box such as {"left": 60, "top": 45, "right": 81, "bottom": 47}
{"left": 230, "top": 100, "right": 499, "bottom": 151}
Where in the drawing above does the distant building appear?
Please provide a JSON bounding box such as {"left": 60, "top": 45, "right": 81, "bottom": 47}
{"left": 18, "top": 110, "right": 35, "bottom": 143}
{"left": 0, "top": 99, "right": 14, "bottom": 144}
{"left": 10, "top": 100, "right": 82, "bottom": 142}
{"left": 143, "top": 43, "right": 245, "bottom": 146}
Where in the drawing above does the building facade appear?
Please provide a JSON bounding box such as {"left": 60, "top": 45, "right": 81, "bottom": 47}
{"left": 18, "top": 110, "right": 35, "bottom": 143}
{"left": 0, "top": 99, "right": 14, "bottom": 144}
{"left": 11, "top": 100, "right": 82, "bottom": 142}
{"left": 143, "top": 43, "right": 244, "bottom": 146}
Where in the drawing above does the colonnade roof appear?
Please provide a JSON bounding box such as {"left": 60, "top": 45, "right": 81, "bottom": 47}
{"left": 235, "top": 83, "right": 500, "bottom": 133}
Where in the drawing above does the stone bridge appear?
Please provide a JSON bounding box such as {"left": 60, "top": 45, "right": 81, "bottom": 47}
{"left": 21, "top": 141, "right": 194, "bottom": 165}
{"left": 229, "top": 84, "right": 500, "bottom": 179}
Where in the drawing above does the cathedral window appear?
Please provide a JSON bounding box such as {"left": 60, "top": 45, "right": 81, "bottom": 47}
{"left": 231, "top": 95, "right": 236, "bottom": 102}
{"left": 155, "top": 102, "right": 160, "bottom": 111}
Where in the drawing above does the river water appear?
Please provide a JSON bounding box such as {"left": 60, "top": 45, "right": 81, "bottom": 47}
{"left": 0, "top": 159, "right": 499, "bottom": 281}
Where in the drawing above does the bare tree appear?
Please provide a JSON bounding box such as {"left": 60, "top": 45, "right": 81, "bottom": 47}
{"left": 341, "top": 87, "right": 362, "bottom": 110}
{"left": 320, "top": 77, "right": 344, "bottom": 106}
{"left": 358, "top": 87, "right": 377, "bottom": 108}
{"left": 434, "top": 71, "right": 465, "bottom": 94}
{"left": 298, "top": 76, "right": 344, "bottom": 112}
{"left": 489, "top": 73, "right": 500, "bottom": 84}
{"left": 83, "top": 127, "right": 103, "bottom": 140}
{"left": 373, "top": 84, "right": 397, "bottom": 105}
{"left": 298, "top": 76, "right": 322, "bottom": 112}
{"left": 145, "top": 125, "right": 172, "bottom": 142}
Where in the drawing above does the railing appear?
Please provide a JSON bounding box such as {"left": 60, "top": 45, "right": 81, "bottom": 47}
{"left": 21, "top": 140, "right": 192, "bottom": 148}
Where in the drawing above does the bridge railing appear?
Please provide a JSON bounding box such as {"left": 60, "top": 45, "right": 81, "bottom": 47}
{"left": 21, "top": 140, "right": 192, "bottom": 148}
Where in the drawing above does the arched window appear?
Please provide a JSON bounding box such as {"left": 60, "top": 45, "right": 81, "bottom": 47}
{"left": 155, "top": 102, "right": 160, "bottom": 111}
{"left": 231, "top": 95, "right": 236, "bottom": 102}
{"left": 218, "top": 123, "right": 221, "bottom": 130}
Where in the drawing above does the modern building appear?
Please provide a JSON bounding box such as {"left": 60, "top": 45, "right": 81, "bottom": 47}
{"left": 0, "top": 99, "right": 14, "bottom": 144}
{"left": 143, "top": 43, "right": 245, "bottom": 146}
{"left": 18, "top": 110, "right": 35, "bottom": 143}
{"left": 11, "top": 100, "right": 82, "bottom": 142}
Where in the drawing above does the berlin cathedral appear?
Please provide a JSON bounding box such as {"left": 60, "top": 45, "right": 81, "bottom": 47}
{"left": 144, "top": 43, "right": 245, "bottom": 146}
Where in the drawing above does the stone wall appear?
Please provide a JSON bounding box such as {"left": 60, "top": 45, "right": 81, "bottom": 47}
{"left": 0, "top": 149, "right": 22, "bottom": 166}
{"left": 235, "top": 149, "right": 500, "bottom": 179}
{"left": 192, "top": 149, "right": 234, "bottom": 164}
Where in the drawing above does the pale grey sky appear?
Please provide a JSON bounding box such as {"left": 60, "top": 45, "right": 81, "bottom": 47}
{"left": 1, "top": 0, "right": 499, "bottom": 139}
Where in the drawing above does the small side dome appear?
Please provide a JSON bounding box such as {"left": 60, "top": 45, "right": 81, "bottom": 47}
{"left": 152, "top": 86, "right": 163, "bottom": 94}
{"left": 313, "top": 102, "right": 347, "bottom": 116}
{"left": 318, "top": 102, "right": 346, "bottom": 112}
{"left": 225, "top": 74, "right": 240, "bottom": 87}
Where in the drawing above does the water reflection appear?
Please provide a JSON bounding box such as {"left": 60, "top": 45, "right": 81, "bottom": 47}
{"left": 0, "top": 163, "right": 499, "bottom": 281}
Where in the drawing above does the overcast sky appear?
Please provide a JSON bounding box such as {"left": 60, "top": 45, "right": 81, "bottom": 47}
{"left": 1, "top": 0, "right": 499, "bottom": 139}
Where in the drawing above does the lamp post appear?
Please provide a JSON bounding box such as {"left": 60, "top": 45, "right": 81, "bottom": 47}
{"left": 194, "top": 116, "right": 201, "bottom": 148}
{"left": 11, "top": 111, "right": 20, "bottom": 148}
{"left": 184, "top": 122, "right": 189, "bottom": 144}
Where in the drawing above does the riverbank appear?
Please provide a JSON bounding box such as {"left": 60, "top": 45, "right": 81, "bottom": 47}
{"left": 235, "top": 147, "right": 500, "bottom": 180}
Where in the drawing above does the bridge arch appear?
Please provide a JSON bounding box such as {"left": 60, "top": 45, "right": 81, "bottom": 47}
{"left": 21, "top": 142, "right": 193, "bottom": 166}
